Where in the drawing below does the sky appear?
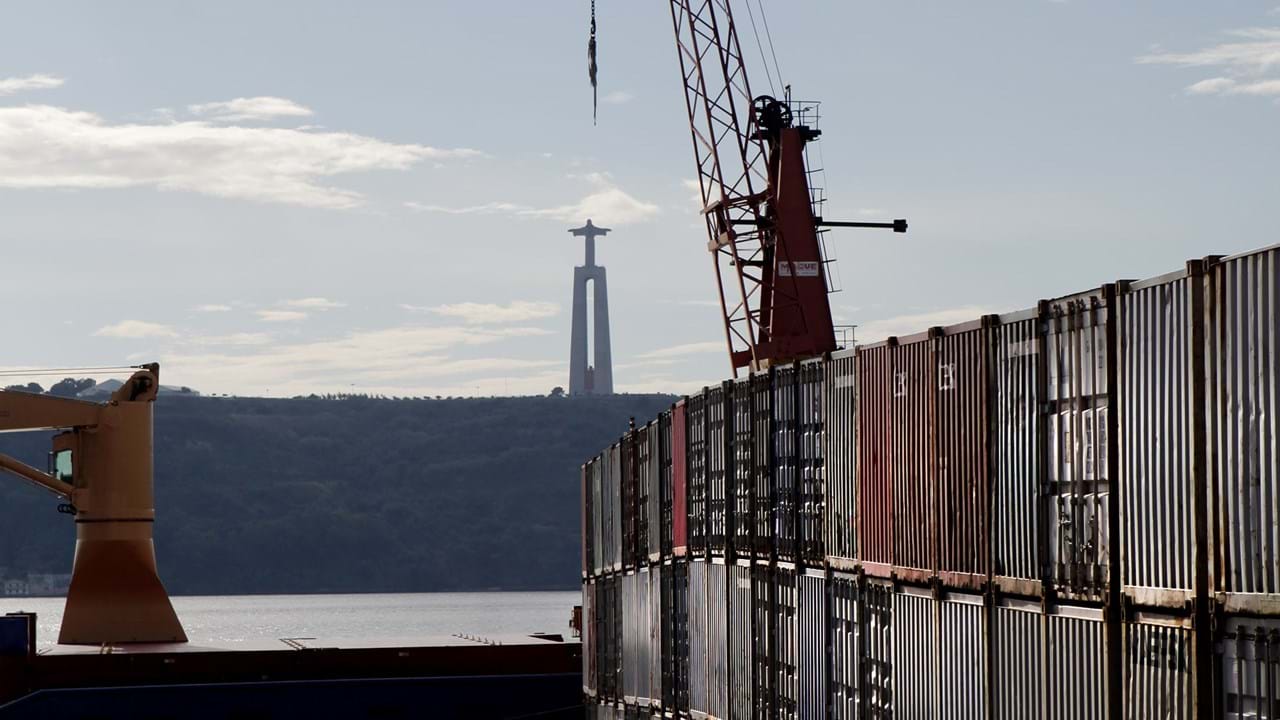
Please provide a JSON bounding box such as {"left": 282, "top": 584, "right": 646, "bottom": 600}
{"left": 0, "top": 1, "right": 1277, "bottom": 398}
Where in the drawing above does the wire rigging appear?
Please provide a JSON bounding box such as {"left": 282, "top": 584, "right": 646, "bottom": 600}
{"left": 755, "top": 0, "right": 784, "bottom": 91}
{"left": 743, "top": 1, "right": 777, "bottom": 96}
{"left": 0, "top": 365, "right": 143, "bottom": 378}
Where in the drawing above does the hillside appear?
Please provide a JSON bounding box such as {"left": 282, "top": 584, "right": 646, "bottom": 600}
{"left": 0, "top": 393, "right": 675, "bottom": 595}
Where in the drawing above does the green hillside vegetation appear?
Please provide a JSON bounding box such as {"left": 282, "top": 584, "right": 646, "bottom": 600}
{"left": 0, "top": 391, "right": 675, "bottom": 595}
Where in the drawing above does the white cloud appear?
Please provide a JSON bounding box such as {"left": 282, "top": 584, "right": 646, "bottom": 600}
{"left": 406, "top": 172, "right": 659, "bottom": 225}
{"left": 0, "top": 74, "right": 64, "bottom": 96}
{"left": 186, "top": 332, "right": 273, "bottom": 346}
{"left": 93, "top": 320, "right": 178, "bottom": 339}
{"left": 284, "top": 297, "right": 346, "bottom": 310}
{"left": 602, "top": 90, "right": 634, "bottom": 104}
{"left": 853, "top": 305, "right": 999, "bottom": 344}
{"left": 0, "top": 104, "right": 482, "bottom": 208}
{"left": 404, "top": 300, "right": 560, "bottom": 325}
{"left": 188, "top": 96, "right": 314, "bottom": 122}
{"left": 256, "top": 310, "right": 308, "bottom": 322}
{"left": 1139, "top": 27, "right": 1280, "bottom": 98}
{"left": 193, "top": 303, "right": 233, "bottom": 312}
{"left": 637, "top": 341, "right": 724, "bottom": 360}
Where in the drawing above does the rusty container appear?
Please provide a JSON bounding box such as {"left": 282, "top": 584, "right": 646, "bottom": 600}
{"left": 991, "top": 308, "right": 1044, "bottom": 597}
{"left": 1044, "top": 287, "right": 1117, "bottom": 602}
{"left": 707, "top": 382, "right": 731, "bottom": 556}
{"left": 673, "top": 400, "right": 690, "bottom": 557}
{"left": 798, "top": 358, "right": 826, "bottom": 565}
{"left": 893, "top": 332, "right": 937, "bottom": 583}
{"left": 936, "top": 318, "right": 991, "bottom": 590}
{"left": 857, "top": 342, "right": 894, "bottom": 576}
{"left": 774, "top": 363, "right": 799, "bottom": 563}
{"left": 825, "top": 348, "right": 859, "bottom": 568}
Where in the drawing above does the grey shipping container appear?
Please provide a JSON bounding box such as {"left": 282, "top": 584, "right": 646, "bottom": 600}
{"left": 622, "top": 569, "right": 653, "bottom": 705}
{"left": 649, "top": 565, "right": 663, "bottom": 709}
{"left": 826, "top": 349, "right": 858, "bottom": 567}
{"left": 893, "top": 333, "right": 937, "bottom": 582}
{"left": 755, "top": 563, "right": 775, "bottom": 719}
{"left": 1045, "top": 603, "right": 1108, "bottom": 720}
{"left": 829, "top": 572, "right": 861, "bottom": 720}
{"left": 708, "top": 383, "right": 731, "bottom": 555}
{"left": 863, "top": 579, "right": 894, "bottom": 717}
{"left": 732, "top": 377, "right": 754, "bottom": 559}
{"left": 1217, "top": 616, "right": 1280, "bottom": 719}
{"left": 708, "top": 560, "right": 730, "bottom": 719}
{"left": 775, "top": 364, "right": 799, "bottom": 562}
{"left": 689, "top": 390, "right": 710, "bottom": 555}
{"left": 585, "top": 577, "right": 597, "bottom": 696}
{"left": 796, "top": 570, "right": 826, "bottom": 720}
{"left": 991, "top": 597, "right": 1043, "bottom": 720}
{"left": 1120, "top": 269, "right": 1200, "bottom": 608}
{"left": 893, "top": 584, "right": 938, "bottom": 719}
{"left": 1124, "top": 612, "right": 1195, "bottom": 720}
{"left": 798, "top": 358, "right": 826, "bottom": 564}
{"left": 938, "top": 592, "right": 986, "bottom": 720}
{"left": 728, "top": 561, "right": 753, "bottom": 720}
{"left": 1044, "top": 287, "right": 1116, "bottom": 601}
{"left": 754, "top": 373, "right": 775, "bottom": 561}
{"left": 671, "top": 560, "right": 690, "bottom": 712}
{"left": 775, "top": 565, "right": 799, "bottom": 719}
{"left": 1206, "top": 246, "right": 1280, "bottom": 613}
{"left": 608, "top": 444, "right": 623, "bottom": 573}
{"left": 645, "top": 420, "right": 663, "bottom": 563}
{"left": 689, "top": 560, "right": 710, "bottom": 717}
{"left": 660, "top": 411, "right": 675, "bottom": 559}
{"left": 991, "top": 309, "right": 1043, "bottom": 596}
{"left": 626, "top": 431, "right": 644, "bottom": 571}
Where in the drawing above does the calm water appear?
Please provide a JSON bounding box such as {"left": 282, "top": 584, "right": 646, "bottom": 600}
{"left": 0, "top": 591, "right": 580, "bottom": 650}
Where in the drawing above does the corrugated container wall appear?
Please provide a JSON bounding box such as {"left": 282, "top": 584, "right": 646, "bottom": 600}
{"left": 796, "top": 570, "right": 826, "bottom": 720}
{"left": 1045, "top": 604, "right": 1108, "bottom": 720}
{"left": 688, "top": 560, "right": 709, "bottom": 717}
{"left": 991, "top": 598, "right": 1043, "bottom": 719}
{"left": 586, "top": 459, "right": 597, "bottom": 576}
{"left": 623, "top": 432, "right": 640, "bottom": 571}
{"left": 732, "top": 378, "right": 754, "bottom": 558}
{"left": 1124, "top": 613, "right": 1194, "bottom": 720}
{"left": 622, "top": 570, "right": 653, "bottom": 705}
{"left": 1120, "top": 270, "right": 1198, "bottom": 608}
{"left": 893, "top": 333, "right": 937, "bottom": 582}
{"left": 857, "top": 344, "right": 894, "bottom": 574}
{"left": 707, "top": 384, "right": 731, "bottom": 556}
{"left": 774, "top": 565, "right": 799, "bottom": 719}
{"left": 673, "top": 401, "right": 689, "bottom": 557}
{"left": 671, "top": 560, "right": 690, "bottom": 712}
{"left": 752, "top": 372, "right": 775, "bottom": 559}
{"left": 991, "top": 309, "right": 1043, "bottom": 596}
{"left": 774, "top": 365, "right": 799, "bottom": 562}
{"left": 607, "top": 445, "right": 623, "bottom": 573}
{"left": 893, "top": 585, "right": 938, "bottom": 719}
{"left": 708, "top": 560, "right": 730, "bottom": 719}
{"left": 584, "top": 577, "right": 597, "bottom": 696}
{"left": 1217, "top": 617, "right": 1280, "bottom": 719}
{"left": 825, "top": 350, "right": 858, "bottom": 566}
{"left": 829, "top": 573, "right": 860, "bottom": 720}
{"left": 936, "top": 320, "right": 991, "bottom": 590}
{"left": 688, "top": 392, "right": 709, "bottom": 556}
{"left": 938, "top": 593, "right": 987, "bottom": 720}
{"left": 728, "top": 561, "right": 753, "bottom": 720}
{"left": 1206, "top": 246, "right": 1280, "bottom": 611}
{"left": 644, "top": 421, "right": 662, "bottom": 563}
{"left": 798, "top": 359, "right": 826, "bottom": 564}
{"left": 649, "top": 566, "right": 664, "bottom": 708}
{"left": 862, "top": 580, "right": 894, "bottom": 718}
{"left": 660, "top": 411, "right": 674, "bottom": 558}
{"left": 1044, "top": 288, "right": 1115, "bottom": 601}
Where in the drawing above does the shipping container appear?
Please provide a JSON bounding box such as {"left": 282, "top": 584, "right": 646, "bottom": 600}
{"left": 774, "top": 565, "right": 799, "bottom": 719}
{"left": 1217, "top": 616, "right": 1280, "bottom": 719}
{"left": 936, "top": 320, "right": 990, "bottom": 591}
{"left": 938, "top": 592, "right": 986, "bottom": 720}
{"left": 797, "top": 570, "right": 826, "bottom": 720}
{"left": 858, "top": 343, "right": 894, "bottom": 576}
{"left": 640, "top": 421, "right": 660, "bottom": 564}
{"left": 599, "top": 575, "right": 622, "bottom": 701}
{"left": 1124, "top": 611, "right": 1194, "bottom": 720}
{"left": 728, "top": 561, "right": 754, "bottom": 720}
{"left": 753, "top": 372, "right": 775, "bottom": 560}
{"left": 623, "top": 569, "right": 653, "bottom": 705}
{"left": 607, "top": 444, "right": 623, "bottom": 573}
{"left": 863, "top": 580, "right": 893, "bottom": 718}
{"left": 585, "top": 577, "right": 597, "bottom": 696}
{"left": 689, "top": 560, "right": 710, "bottom": 717}
{"left": 732, "top": 377, "right": 755, "bottom": 559}
{"left": 709, "top": 560, "right": 730, "bottom": 719}
{"left": 688, "top": 391, "right": 710, "bottom": 556}
{"left": 708, "top": 383, "right": 731, "bottom": 556}
{"left": 894, "top": 333, "right": 937, "bottom": 583}
{"left": 991, "top": 308, "right": 1043, "bottom": 597}
{"left": 775, "top": 364, "right": 799, "bottom": 562}
{"left": 754, "top": 563, "right": 776, "bottom": 719}
{"left": 660, "top": 411, "right": 675, "bottom": 560}
{"left": 1045, "top": 603, "right": 1108, "bottom": 720}
{"left": 1206, "top": 246, "right": 1280, "bottom": 613}
{"left": 1120, "top": 269, "right": 1200, "bottom": 608}
{"left": 829, "top": 572, "right": 861, "bottom": 720}
{"left": 826, "top": 349, "right": 858, "bottom": 568}
{"left": 586, "top": 459, "right": 597, "bottom": 577}
{"left": 798, "top": 358, "right": 826, "bottom": 564}
{"left": 624, "top": 431, "right": 641, "bottom": 572}
{"left": 649, "top": 565, "right": 664, "bottom": 709}
{"left": 893, "top": 584, "right": 938, "bottom": 719}
{"left": 673, "top": 401, "right": 690, "bottom": 557}
{"left": 991, "top": 597, "right": 1043, "bottom": 720}
{"left": 1044, "top": 287, "right": 1116, "bottom": 601}
{"left": 671, "top": 560, "right": 691, "bottom": 712}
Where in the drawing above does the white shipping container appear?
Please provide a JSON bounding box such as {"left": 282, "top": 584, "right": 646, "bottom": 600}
{"left": 991, "top": 598, "right": 1043, "bottom": 720}
{"left": 1045, "top": 604, "right": 1108, "bottom": 720}
{"left": 938, "top": 593, "right": 986, "bottom": 720}
{"left": 893, "top": 585, "right": 938, "bottom": 720}
{"left": 797, "top": 570, "right": 827, "bottom": 720}
{"left": 824, "top": 350, "right": 858, "bottom": 566}
{"left": 829, "top": 573, "right": 861, "bottom": 720}
{"left": 1218, "top": 616, "right": 1280, "bottom": 720}
{"left": 991, "top": 310, "right": 1041, "bottom": 595}
{"left": 1124, "top": 612, "right": 1193, "bottom": 720}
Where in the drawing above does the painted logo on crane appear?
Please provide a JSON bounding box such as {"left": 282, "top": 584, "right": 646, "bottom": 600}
{"left": 778, "top": 261, "right": 820, "bottom": 277}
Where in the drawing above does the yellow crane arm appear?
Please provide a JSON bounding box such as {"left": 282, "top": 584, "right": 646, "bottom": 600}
{"left": 0, "top": 452, "right": 73, "bottom": 498}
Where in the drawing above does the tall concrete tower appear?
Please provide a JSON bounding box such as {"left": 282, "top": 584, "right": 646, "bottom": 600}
{"left": 568, "top": 219, "right": 613, "bottom": 395}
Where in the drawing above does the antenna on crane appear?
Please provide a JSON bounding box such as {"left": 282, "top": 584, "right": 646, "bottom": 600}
{"left": 588, "top": 0, "right": 598, "bottom": 125}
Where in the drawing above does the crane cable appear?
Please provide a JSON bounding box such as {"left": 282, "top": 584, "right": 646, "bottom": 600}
{"left": 755, "top": 0, "right": 784, "bottom": 93}
{"left": 588, "top": 0, "right": 598, "bottom": 125}
{"left": 0, "top": 365, "right": 144, "bottom": 378}
{"left": 743, "top": 0, "right": 777, "bottom": 96}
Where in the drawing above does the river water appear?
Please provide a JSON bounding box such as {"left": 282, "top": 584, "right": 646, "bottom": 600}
{"left": 0, "top": 591, "right": 580, "bottom": 650}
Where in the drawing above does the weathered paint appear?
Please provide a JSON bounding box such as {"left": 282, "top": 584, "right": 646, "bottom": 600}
{"left": 1217, "top": 616, "right": 1280, "bottom": 719}
{"left": 1124, "top": 612, "right": 1194, "bottom": 720}
{"left": 858, "top": 343, "right": 894, "bottom": 574}
{"left": 893, "top": 333, "right": 937, "bottom": 581}
{"left": 825, "top": 349, "right": 858, "bottom": 566}
{"left": 1206, "top": 247, "right": 1280, "bottom": 612}
{"left": 829, "top": 572, "right": 861, "bottom": 720}
{"left": 892, "top": 584, "right": 938, "bottom": 719}
{"left": 991, "top": 309, "right": 1043, "bottom": 595}
{"left": 936, "top": 320, "right": 990, "bottom": 590}
{"left": 1120, "top": 270, "right": 1197, "bottom": 607}
{"left": 1044, "top": 288, "right": 1114, "bottom": 601}
{"left": 796, "top": 570, "right": 827, "bottom": 720}
{"left": 799, "top": 359, "right": 826, "bottom": 564}
{"left": 991, "top": 597, "right": 1043, "bottom": 720}
{"left": 673, "top": 401, "right": 690, "bottom": 556}
{"left": 938, "top": 592, "right": 986, "bottom": 720}
{"left": 1045, "top": 604, "right": 1108, "bottom": 720}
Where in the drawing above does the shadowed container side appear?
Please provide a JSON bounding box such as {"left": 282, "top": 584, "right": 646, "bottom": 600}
{"left": 825, "top": 350, "right": 858, "bottom": 570}
{"left": 1205, "top": 245, "right": 1280, "bottom": 614}
{"left": 991, "top": 308, "right": 1043, "bottom": 598}
{"left": 731, "top": 378, "right": 754, "bottom": 560}
{"left": 624, "top": 431, "right": 642, "bottom": 573}
{"left": 1119, "top": 269, "right": 1197, "bottom": 609}
{"left": 862, "top": 580, "right": 893, "bottom": 718}
{"left": 893, "top": 332, "right": 937, "bottom": 584}
{"left": 828, "top": 573, "right": 860, "bottom": 720}
{"left": 1044, "top": 287, "right": 1115, "bottom": 603}
{"left": 607, "top": 444, "right": 623, "bottom": 574}
{"left": 892, "top": 584, "right": 938, "bottom": 718}
{"left": 707, "top": 384, "right": 731, "bottom": 558}
{"left": 583, "top": 578, "right": 596, "bottom": 699}
{"left": 672, "top": 400, "right": 690, "bottom": 558}
{"left": 990, "top": 597, "right": 1043, "bottom": 719}
{"left": 752, "top": 373, "right": 774, "bottom": 561}
{"left": 796, "top": 570, "right": 826, "bottom": 719}
{"left": 688, "top": 560, "right": 709, "bottom": 718}
{"left": 753, "top": 563, "right": 776, "bottom": 719}
{"left": 687, "top": 392, "right": 709, "bottom": 557}
{"left": 936, "top": 319, "right": 991, "bottom": 591}
{"left": 727, "top": 561, "right": 753, "bottom": 720}
{"left": 938, "top": 592, "right": 986, "bottom": 720}
{"left": 774, "top": 365, "right": 799, "bottom": 563}
{"left": 1123, "top": 611, "right": 1194, "bottom": 720}
{"left": 1215, "top": 616, "right": 1280, "bottom": 718}
{"left": 798, "top": 358, "right": 826, "bottom": 565}
{"left": 857, "top": 343, "right": 894, "bottom": 576}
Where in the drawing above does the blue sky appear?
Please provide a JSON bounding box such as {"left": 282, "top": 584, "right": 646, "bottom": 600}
{"left": 0, "top": 1, "right": 1276, "bottom": 397}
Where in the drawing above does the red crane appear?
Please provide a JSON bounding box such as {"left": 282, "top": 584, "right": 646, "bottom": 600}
{"left": 667, "top": 0, "right": 906, "bottom": 375}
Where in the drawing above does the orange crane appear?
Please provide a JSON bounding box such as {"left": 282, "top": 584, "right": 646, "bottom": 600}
{"left": 666, "top": 0, "right": 906, "bottom": 374}
{"left": 0, "top": 365, "right": 186, "bottom": 645}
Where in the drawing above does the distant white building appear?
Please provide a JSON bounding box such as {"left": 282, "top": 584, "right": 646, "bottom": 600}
{"left": 2, "top": 579, "right": 29, "bottom": 597}
{"left": 25, "top": 573, "right": 71, "bottom": 596}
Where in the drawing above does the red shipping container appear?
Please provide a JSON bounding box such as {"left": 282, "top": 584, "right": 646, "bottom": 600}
{"left": 857, "top": 342, "right": 894, "bottom": 576}
{"left": 893, "top": 332, "right": 936, "bottom": 582}
{"left": 672, "top": 400, "right": 689, "bottom": 556}
{"left": 936, "top": 319, "right": 991, "bottom": 589}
